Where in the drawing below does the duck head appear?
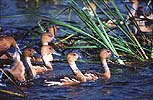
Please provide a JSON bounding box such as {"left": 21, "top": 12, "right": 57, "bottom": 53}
{"left": 67, "top": 52, "right": 79, "bottom": 63}
{"left": 82, "top": 2, "right": 96, "bottom": 17}
{"left": 41, "top": 33, "right": 54, "bottom": 45}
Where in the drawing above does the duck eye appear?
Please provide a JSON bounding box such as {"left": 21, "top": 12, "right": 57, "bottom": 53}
{"left": 73, "top": 53, "right": 76, "bottom": 56}
{"left": 49, "top": 47, "right": 52, "bottom": 50}
{"left": 107, "top": 50, "right": 110, "bottom": 53}
{"left": 28, "top": 49, "right": 32, "bottom": 52}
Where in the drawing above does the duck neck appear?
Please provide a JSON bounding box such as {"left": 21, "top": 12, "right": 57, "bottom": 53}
{"left": 13, "top": 48, "right": 20, "bottom": 61}
{"left": 25, "top": 57, "right": 33, "bottom": 67}
{"left": 68, "top": 61, "right": 86, "bottom": 82}
{"left": 102, "top": 59, "right": 110, "bottom": 72}
{"left": 101, "top": 59, "right": 111, "bottom": 79}
{"left": 130, "top": 1, "right": 139, "bottom": 17}
{"left": 42, "top": 42, "right": 49, "bottom": 45}
{"left": 42, "top": 54, "right": 53, "bottom": 69}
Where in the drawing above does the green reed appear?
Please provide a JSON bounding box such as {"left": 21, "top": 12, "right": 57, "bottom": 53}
{"left": 37, "top": 0, "right": 152, "bottom": 63}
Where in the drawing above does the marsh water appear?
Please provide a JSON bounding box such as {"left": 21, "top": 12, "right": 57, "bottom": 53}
{"left": 0, "top": 0, "right": 153, "bottom": 100}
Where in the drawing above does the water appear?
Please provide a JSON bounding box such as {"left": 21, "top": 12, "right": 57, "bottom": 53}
{"left": 0, "top": 0, "right": 153, "bottom": 100}
{"left": 0, "top": 63, "right": 153, "bottom": 100}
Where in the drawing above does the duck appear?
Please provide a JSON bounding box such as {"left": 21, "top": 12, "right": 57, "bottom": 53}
{"left": 0, "top": 35, "right": 21, "bottom": 59}
{"left": 0, "top": 35, "right": 22, "bottom": 68}
{"left": 126, "top": 0, "right": 153, "bottom": 33}
{"left": 1, "top": 47, "right": 46, "bottom": 85}
{"left": 23, "top": 47, "right": 47, "bottom": 76}
{"left": 41, "top": 33, "right": 54, "bottom": 45}
{"left": 31, "top": 45, "right": 56, "bottom": 70}
{"left": 82, "top": 2, "right": 121, "bottom": 28}
{"left": 32, "top": 27, "right": 59, "bottom": 68}
{"left": 1, "top": 48, "right": 26, "bottom": 84}
{"left": 40, "top": 45, "right": 55, "bottom": 70}
{"left": 82, "top": 2, "right": 96, "bottom": 17}
{"left": 99, "top": 49, "right": 112, "bottom": 79}
{"left": 126, "top": 0, "right": 139, "bottom": 19}
{"left": 31, "top": 30, "right": 55, "bottom": 62}
{"left": 44, "top": 49, "right": 112, "bottom": 86}
{"left": 66, "top": 52, "right": 98, "bottom": 82}
{"left": 67, "top": 49, "right": 112, "bottom": 81}
{"left": 47, "top": 25, "right": 58, "bottom": 37}
{"left": 41, "top": 25, "right": 58, "bottom": 45}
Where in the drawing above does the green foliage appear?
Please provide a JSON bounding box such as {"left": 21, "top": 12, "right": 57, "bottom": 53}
{"left": 37, "top": 0, "right": 152, "bottom": 63}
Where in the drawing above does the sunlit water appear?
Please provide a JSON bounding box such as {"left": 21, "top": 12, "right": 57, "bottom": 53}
{"left": 0, "top": 0, "right": 153, "bottom": 100}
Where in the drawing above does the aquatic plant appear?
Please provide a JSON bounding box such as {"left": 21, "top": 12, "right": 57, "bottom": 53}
{"left": 36, "top": 0, "right": 152, "bottom": 64}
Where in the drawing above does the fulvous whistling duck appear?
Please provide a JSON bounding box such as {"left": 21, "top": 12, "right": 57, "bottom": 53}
{"left": 41, "top": 25, "right": 58, "bottom": 45}
{"left": 47, "top": 25, "right": 57, "bottom": 37}
{"left": 23, "top": 47, "right": 47, "bottom": 76}
{"left": 2, "top": 49, "right": 26, "bottom": 83}
{"left": 66, "top": 52, "right": 98, "bottom": 82}
{"left": 99, "top": 49, "right": 112, "bottom": 79}
{"left": 44, "top": 49, "right": 112, "bottom": 86}
{"left": 82, "top": 2, "right": 96, "bottom": 17}
{"left": 0, "top": 35, "right": 22, "bottom": 67}
{"left": 126, "top": 0, "right": 153, "bottom": 33}
{"left": 1, "top": 47, "right": 47, "bottom": 85}
{"left": 0, "top": 35, "right": 21, "bottom": 59}
{"left": 41, "top": 33, "right": 54, "bottom": 45}
{"left": 41, "top": 45, "right": 55, "bottom": 70}
{"left": 82, "top": 2, "right": 120, "bottom": 28}
{"left": 67, "top": 49, "right": 112, "bottom": 82}
{"left": 126, "top": 0, "right": 139, "bottom": 19}
{"left": 31, "top": 45, "right": 61, "bottom": 71}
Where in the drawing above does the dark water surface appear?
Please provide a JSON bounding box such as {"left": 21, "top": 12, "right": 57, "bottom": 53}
{"left": 0, "top": 62, "right": 153, "bottom": 100}
{"left": 0, "top": 0, "right": 153, "bottom": 100}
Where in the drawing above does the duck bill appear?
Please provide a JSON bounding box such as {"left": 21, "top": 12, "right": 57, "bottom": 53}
{"left": 111, "top": 53, "right": 120, "bottom": 59}
{"left": 33, "top": 51, "right": 42, "bottom": 58}
{"left": 52, "top": 51, "right": 61, "bottom": 56}
{"left": 82, "top": 7, "right": 87, "bottom": 11}
{"left": 78, "top": 55, "right": 82, "bottom": 59}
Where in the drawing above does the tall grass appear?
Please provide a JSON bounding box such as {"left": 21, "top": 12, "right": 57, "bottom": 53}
{"left": 38, "top": 0, "right": 152, "bottom": 63}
